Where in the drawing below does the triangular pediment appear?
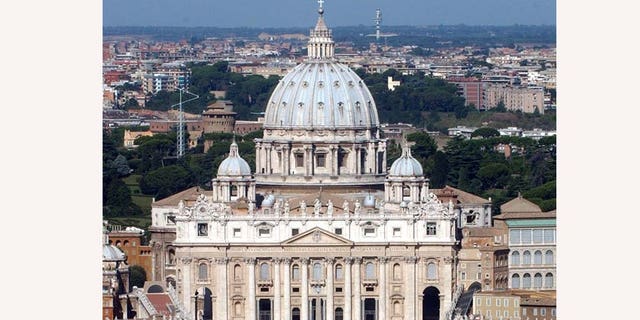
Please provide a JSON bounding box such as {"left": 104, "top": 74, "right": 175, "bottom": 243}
{"left": 282, "top": 227, "right": 353, "bottom": 246}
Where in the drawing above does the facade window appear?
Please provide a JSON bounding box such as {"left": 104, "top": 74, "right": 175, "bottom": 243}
{"left": 552, "top": 308, "right": 556, "bottom": 316}
{"left": 486, "top": 298, "right": 491, "bottom": 306}
{"left": 511, "top": 251, "right": 520, "bottom": 265}
{"left": 295, "top": 153, "right": 304, "bottom": 167}
{"left": 511, "top": 274, "right": 521, "bottom": 288}
{"left": 541, "top": 308, "right": 546, "bottom": 316}
{"left": 335, "top": 307, "right": 344, "bottom": 320}
{"left": 534, "top": 250, "right": 543, "bottom": 264}
{"left": 198, "top": 263, "right": 208, "bottom": 281}
{"left": 523, "top": 273, "right": 531, "bottom": 288}
{"left": 533, "top": 229, "right": 543, "bottom": 243}
{"left": 198, "top": 223, "right": 208, "bottom": 236}
{"left": 393, "top": 227, "right": 401, "bottom": 237}
{"left": 292, "top": 265, "right": 300, "bottom": 281}
{"left": 393, "top": 263, "right": 401, "bottom": 280}
{"left": 426, "top": 222, "right": 437, "bottom": 235}
{"left": 504, "top": 299, "right": 509, "bottom": 307}
{"left": 545, "top": 273, "right": 554, "bottom": 288}
{"left": 523, "top": 251, "right": 531, "bottom": 264}
{"left": 364, "top": 227, "right": 376, "bottom": 237}
{"left": 544, "top": 229, "right": 555, "bottom": 243}
{"left": 334, "top": 228, "right": 342, "bottom": 235}
{"left": 317, "top": 154, "right": 326, "bottom": 167}
{"left": 461, "top": 272, "right": 466, "bottom": 280}
{"left": 545, "top": 250, "right": 554, "bottom": 265}
{"left": 533, "top": 308, "right": 538, "bottom": 316}
{"left": 234, "top": 264, "right": 242, "bottom": 280}
{"left": 521, "top": 229, "right": 532, "bottom": 243}
{"left": 313, "top": 263, "right": 323, "bottom": 280}
{"left": 365, "top": 262, "right": 376, "bottom": 279}
{"left": 476, "top": 272, "right": 481, "bottom": 280}
{"left": 476, "top": 298, "right": 481, "bottom": 306}
{"left": 335, "top": 264, "right": 344, "bottom": 280}
{"left": 260, "top": 263, "right": 270, "bottom": 280}
{"left": 233, "top": 228, "right": 241, "bottom": 237}
{"left": 292, "top": 228, "right": 299, "bottom": 236}
{"left": 496, "top": 298, "right": 501, "bottom": 306}
{"left": 514, "top": 310, "right": 519, "bottom": 317}
{"left": 258, "top": 226, "right": 271, "bottom": 237}
{"left": 504, "top": 310, "right": 509, "bottom": 317}
{"left": 427, "top": 263, "right": 437, "bottom": 280}
{"left": 509, "top": 229, "right": 520, "bottom": 244}
{"left": 534, "top": 273, "right": 543, "bottom": 288}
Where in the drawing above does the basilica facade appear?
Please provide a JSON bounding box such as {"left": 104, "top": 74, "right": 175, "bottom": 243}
{"left": 149, "top": 3, "right": 469, "bottom": 320}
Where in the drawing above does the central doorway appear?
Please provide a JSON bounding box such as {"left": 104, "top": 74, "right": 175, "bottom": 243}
{"left": 422, "top": 286, "right": 440, "bottom": 320}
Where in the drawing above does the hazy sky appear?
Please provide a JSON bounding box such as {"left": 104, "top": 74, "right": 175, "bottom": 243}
{"left": 103, "top": 0, "right": 556, "bottom": 27}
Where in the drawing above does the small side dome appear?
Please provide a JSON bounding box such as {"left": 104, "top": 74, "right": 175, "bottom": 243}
{"left": 217, "top": 140, "right": 252, "bottom": 176}
{"left": 103, "top": 244, "right": 126, "bottom": 262}
{"left": 389, "top": 143, "right": 423, "bottom": 177}
{"left": 262, "top": 194, "right": 275, "bottom": 207}
{"left": 363, "top": 194, "right": 376, "bottom": 208}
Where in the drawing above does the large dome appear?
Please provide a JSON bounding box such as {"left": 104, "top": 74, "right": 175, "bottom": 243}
{"left": 264, "top": 61, "right": 379, "bottom": 129}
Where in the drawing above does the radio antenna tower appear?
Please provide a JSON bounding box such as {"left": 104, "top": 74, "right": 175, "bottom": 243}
{"left": 171, "top": 88, "right": 199, "bottom": 158}
{"left": 374, "top": 8, "right": 382, "bottom": 41}
{"left": 366, "top": 8, "right": 398, "bottom": 43}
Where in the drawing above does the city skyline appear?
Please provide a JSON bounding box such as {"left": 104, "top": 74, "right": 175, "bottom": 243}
{"left": 103, "top": 0, "right": 556, "bottom": 28}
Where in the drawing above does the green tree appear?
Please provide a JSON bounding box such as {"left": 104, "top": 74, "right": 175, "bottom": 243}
{"left": 430, "top": 151, "right": 449, "bottom": 188}
{"left": 495, "top": 100, "right": 507, "bottom": 112}
{"left": 472, "top": 127, "right": 501, "bottom": 139}
{"left": 129, "top": 265, "right": 147, "bottom": 291}
{"left": 477, "top": 163, "right": 511, "bottom": 189}
{"left": 140, "top": 165, "right": 193, "bottom": 199}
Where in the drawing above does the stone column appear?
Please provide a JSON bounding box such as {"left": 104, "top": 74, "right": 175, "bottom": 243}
{"left": 325, "top": 258, "right": 335, "bottom": 320}
{"left": 404, "top": 256, "right": 417, "bottom": 320}
{"left": 330, "top": 146, "right": 337, "bottom": 176}
{"left": 180, "top": 257, "right": 192, "bottom": 318}
{"left": 246, "top": 258, "right": 257, "bottom": 320}
{"left": 379, "top": 257, "right": 388, "bottom": 319}
{"left": 271, "top": 258, "right": 281, "bottom": 320}
{"left": 304, "top": 146, "right": 311, "bottom": 176}
{"left": 353, "top": 257, "right": 362, "bottom": 320}
{"left": 283, "top": 258, "right": 292, "bottom": 320}
{"left": 442, "top": 256, "right": 454, "bottom": 320}
{"left": 301, "top": 258, "right": 310, "bottom": 320}
{"left": 256, "top": 143, "right": 262, "bottom": 174}
{"left": 266, "top": 146, "right": 272, "bottom": 175}
{"left": 216, "top": 258, "right": 229, "bottom": 320}
{"left": 344, "top": 257, "right": 353, "bottom": 320}
{"left": 354, "top": 146, "right": 360, "bottom": 175}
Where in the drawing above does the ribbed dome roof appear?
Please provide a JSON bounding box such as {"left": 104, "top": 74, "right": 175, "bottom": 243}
{"left": 103, "top": 244, "right": 126, "bottom": 262}
{"left": 263, "top": 62, "right": 379, "bottom": 129}
{"left": 217, "top": 141, "right": 252, "bottom": 176}
{"left": 263, "top": 4, "right": 379, "bottom": 130}
{"left": 389, "top": 144, "right": 423, "bottom": 177}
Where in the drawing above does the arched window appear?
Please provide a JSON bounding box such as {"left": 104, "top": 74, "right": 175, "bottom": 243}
{"left": 545, "top": 273, "right": 554, "bottom": 288}
{"left": 313, "top": 263, "right": 322, "bottom": 280}
{"left": 522, "top": 273, "right": 531, "bottom": 288}
{"left": 292, "top": 265, "right": 300, "bottom": 281}
{"left": 427, "top": 262, "right": 437, "bottom": 280}
{"left": 234, "top": 264, "right": 242, "bottom": 280}
{"left": 545, "top": 250, "right": 554, "bottom": 265}
{"left": 235, "top": 302, "right": 243, "bottom": 316}
{"left": 167, "top": 248, "right": 176, "bottom": 265}
{"left": 511, "top": 251, "right": 520, "bottom": 265}
{"left": 523, "top": 251, "right": 531, "bottom": 265}
{"left": 260, "top": 263, "right": 270, "bottom": 280}
{"left": 394, "top": 301, "right": 402, "bottom": 315}
{"left": 534, "top": 250, "right": 543, "bottom": 265}
{"left": 534, "top": 273, "right": 543, "bottom": 288}
{"left": 199, "top": 263, "right": 208, "bottom": 281}
{"left": 335, "top": 264, "right": 344, "bottom": 280}
{"left": 393, "top": 263, "right": 401, "bottom": 280}
{"left": 365, "top": 262, "right": 375, "bottom": 279}
{"left": 335, "top": 307, "right": 344, "bottom": 320}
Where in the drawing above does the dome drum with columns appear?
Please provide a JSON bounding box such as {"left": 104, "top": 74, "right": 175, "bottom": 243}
{"left": 256, "top": 5, "right": 386, "bottom": 188}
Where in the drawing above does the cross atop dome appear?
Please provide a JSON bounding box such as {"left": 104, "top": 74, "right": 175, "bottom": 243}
{"left": 308, "top": 0, "right": 334, "bottom": 59}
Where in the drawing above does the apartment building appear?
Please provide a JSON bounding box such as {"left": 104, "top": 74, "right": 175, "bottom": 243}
{"left": 484, "top": 85, "right": 545, "bottom": 114}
